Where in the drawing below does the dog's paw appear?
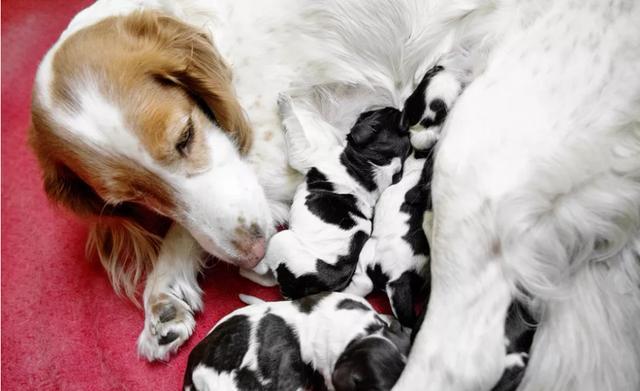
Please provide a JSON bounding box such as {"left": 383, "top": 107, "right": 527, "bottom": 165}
{"left": 137, "top": 288, "right": 201, "bottom": 361}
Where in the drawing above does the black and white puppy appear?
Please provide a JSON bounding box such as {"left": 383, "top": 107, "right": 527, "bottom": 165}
{"left": 183, "top": 292, "right": 411, "bottom": 391}
{"left": 258, "top": 96, "right": 411, "bottom": 299}
{"left": 343, "top": 66, "right": 462, "bottom": 327}
{"left": 343, "top": 147, "right": 433, "bottom": 328}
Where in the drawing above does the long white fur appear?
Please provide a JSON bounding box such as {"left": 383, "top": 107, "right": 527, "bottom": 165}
{"left": 39, "top": 1, "right": 640, "bottom": 387}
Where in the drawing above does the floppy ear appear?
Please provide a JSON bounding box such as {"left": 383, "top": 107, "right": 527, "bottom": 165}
{"left": 29, "top": 119, "right": 165, "bottom": 303}
{"left": 127, "top": 12, "right": 253, "bottom": 153}
{"left": 347, "top": 110, "right": 380, "bottom": 146}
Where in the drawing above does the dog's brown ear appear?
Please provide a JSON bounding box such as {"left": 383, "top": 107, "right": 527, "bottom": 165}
{"left": 29, "top": 118, "right": 164, "bottom": 303}
{"left": 29, "top": 111, "right": 106, "bottom": 216}
{"left": 126, "top": 12, "right": 253, "bottom": 153}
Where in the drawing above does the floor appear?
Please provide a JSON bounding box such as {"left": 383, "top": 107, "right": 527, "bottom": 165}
{"left": 1, "top": 1, "right": 390, "bottom": 389}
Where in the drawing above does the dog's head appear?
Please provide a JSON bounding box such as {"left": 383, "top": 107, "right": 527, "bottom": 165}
{"left": 332, "top": 317, "right": 411, "bottom": 391}
{"left": 29, "top": 11, "right": 273, "bottom": 298}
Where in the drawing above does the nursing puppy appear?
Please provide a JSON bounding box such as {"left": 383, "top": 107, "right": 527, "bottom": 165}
{"left": 343, "top": 65, "right": 461, "bottom": 327}
{"left": 343, "top": 149, "right": 431, "bottom": 328}
{"left": 183, "top": 292, "right": 410, "bottom": 391}
{"left": 260, "top": 97, "right": 411, "bottom": 299}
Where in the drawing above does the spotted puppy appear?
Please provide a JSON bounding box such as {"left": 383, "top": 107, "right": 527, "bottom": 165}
{"left": 183, "top": 292, "right": 411, "bottom": 391}
{"left": 258, "top": 96, "right": 411, "bottom": 299}
{"left": 342, "top": 147, "right": 433, "bottom": 328}
{"left": 343, "top": 66, "right": 462, "bottom": 327}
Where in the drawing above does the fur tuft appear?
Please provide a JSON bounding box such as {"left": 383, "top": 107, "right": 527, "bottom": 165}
{"left": 86, "top": 218, "right": 162, "bottom": 304}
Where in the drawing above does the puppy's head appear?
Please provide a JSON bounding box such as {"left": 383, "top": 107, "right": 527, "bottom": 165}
{"left": 333, "top": 316, "right": 411, "bottom": 391}
{"left": 332, "top": 336, "right": 407, "bottom": 391}
{"left": 30, "top": 10, "right": 273, "bottom": 298}
{"left": 347, "top": 108, "right": 410, "bottom": 165}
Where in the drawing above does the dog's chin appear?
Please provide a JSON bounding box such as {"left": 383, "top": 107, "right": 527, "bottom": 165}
{"left": 199, "top": 240, "right": 264, "bottom": 270}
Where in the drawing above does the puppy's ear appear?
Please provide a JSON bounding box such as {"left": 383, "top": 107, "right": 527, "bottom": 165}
{"left": 348, "top": 110, "right": 379, "bottom": 146}
{"left": 130, "top": 12, "right": 253, "bottom": 153}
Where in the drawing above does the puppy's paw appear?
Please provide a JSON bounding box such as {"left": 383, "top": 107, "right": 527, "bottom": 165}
{"left": 409, "top": 126, "right": 439, "bottom": 150}
{"left": 504, "top": 352, "right": 529, "bottom": 369}
{"left": 137, "top": 287, "right": 201, "bottom": 362}
{"left": 277, "top": 93, "right": 295, "bottom": 124}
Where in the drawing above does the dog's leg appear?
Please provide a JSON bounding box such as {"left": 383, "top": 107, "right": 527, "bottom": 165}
{"left": 137, "top": 224, "right": 203, "bottom": 361}
{"left": 393, "top": 203, "right": 513, "bottom": 391}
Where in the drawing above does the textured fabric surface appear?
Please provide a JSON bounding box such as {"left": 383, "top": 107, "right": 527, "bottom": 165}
{"left": 0, "top": 1, "right": 391, "bottom": 389}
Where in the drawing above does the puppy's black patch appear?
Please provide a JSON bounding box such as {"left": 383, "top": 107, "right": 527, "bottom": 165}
{"left": 332, "top": 337, "right": 406, "bottom": 391}
{"left": 235, "top": 367, "right": 263, "bottom": 391}
{"left": 256, "top": 313, "right": 308, "bottom": 391}
{"left": 491, "top": 301, "right": 537, "bottom": 391}
{"left": 365, "top": 322, "right": 384, "bottom": 334}
{"left": 366, "top": 264, "right": 390, "bottom": 290}
{"left": 277, "top": 231, "right": 368, "bottom": 299}
{"left": 336, "top": 298, "right": 371, "bottom": 311}
{"left": 400, "top": 153, "right": 433, "bottom": 256}
{"left": 491, "top": 364, "right": 527, "bottom": 391}
{"left": 388, "top": 271, "right": 425, "bottom": 327}
{"left": 293, "top": 292, "right": 331, "bottom": 314}
{"left": 306, "top": 167, "right": 335, "bottom": 192}
{"left": 420, "top": 98, "right": 448, "bottom": 129}
{"left": 400, "top": 65, "right": 444, "bottom": 129}
{"left": 504, "top": 301, "right": 537, "bottom": 354}
{"left": 304, "top": 363, "right": 329, "bottom": 391}
{"left": 183, "top": 315, "right": 251, "bottom": 389}
{"left": 305, "top": 190, "right": 366, "bottom": 230}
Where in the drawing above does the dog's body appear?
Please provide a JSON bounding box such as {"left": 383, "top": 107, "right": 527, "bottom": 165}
{"left": 263, "top": 103, "right": 410, "bottom": 299}
{"left": 30, "top": 0, "right": 640, "bottom": 389}
{"left": 183, "top": 292, "right": 410, "bottom": 391}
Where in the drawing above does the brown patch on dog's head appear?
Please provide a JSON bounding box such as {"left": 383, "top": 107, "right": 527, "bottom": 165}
{"left": 28, "top": 11, "right": 256, "bottom": 300}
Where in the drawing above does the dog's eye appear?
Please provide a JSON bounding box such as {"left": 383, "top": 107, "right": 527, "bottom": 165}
{"left": 176, "top": 119, "right": 194, "bottom": 156}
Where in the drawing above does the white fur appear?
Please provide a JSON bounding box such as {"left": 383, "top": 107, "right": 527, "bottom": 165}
{"left": 38, "top": 0, "right": 640, "bottom": 383}
{"left": 394, "top": 1, "right": 640, "bottom": 390}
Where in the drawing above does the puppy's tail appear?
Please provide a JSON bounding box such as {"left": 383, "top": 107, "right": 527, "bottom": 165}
{"left": 238, "top": 294, "right": 266, "bottom": 306}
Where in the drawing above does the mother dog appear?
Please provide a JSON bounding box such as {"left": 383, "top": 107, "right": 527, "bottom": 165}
{"left": 29, "top": 0, "right": 640, "bottom": 390}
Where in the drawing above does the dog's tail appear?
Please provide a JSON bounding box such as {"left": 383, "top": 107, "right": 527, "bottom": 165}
{"left": 238, "top": 294, "right": 266, "bottom": 306}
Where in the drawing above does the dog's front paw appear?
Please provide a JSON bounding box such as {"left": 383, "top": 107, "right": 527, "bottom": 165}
{"left": 137, "top": 289, "right": 201, "bottom": 361}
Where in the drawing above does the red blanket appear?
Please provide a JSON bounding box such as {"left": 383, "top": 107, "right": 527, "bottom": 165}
{"left": 1, "top": 1, "right": 391, "bottom": 389}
